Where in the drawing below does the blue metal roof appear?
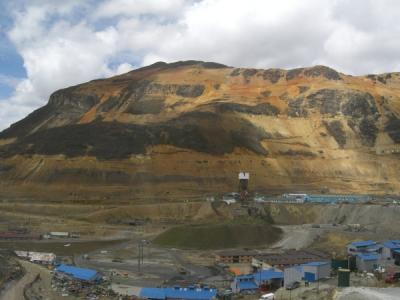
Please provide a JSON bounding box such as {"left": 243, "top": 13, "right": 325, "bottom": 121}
{"left": 139, "top": 287, "right": 217, "bottom": 300}
{"left": 140, "top": 288, "right": 166, "bottom": 300}
{"left": 237, "top": 281, "right": 258, "bottom": 290}
{"left": 367, "top": 244, "right": 383, "bottom": 252}
{"left": 383, "top": 240, "right": 400, "bottom": 250}
{"left": 357, "top": 253, "right": 379, "bottom": 261}
{"left": 236, "top": 274, "right": 255, "bottom": 280}
{"left": 253, "top": 269, "right": 283, "bottom": 284}
{"left": 302, "top": 261, "right": 329, "bottom": 267}
{"left": 55, "top": 264, "right": 99, "bottom": 281}
{"left": 351, "top": 240, "right": 376, "bottom": 247}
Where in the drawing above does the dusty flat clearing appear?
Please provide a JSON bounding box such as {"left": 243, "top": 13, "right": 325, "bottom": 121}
{"left": 335, "top": 287, "right": 400, "bottom": 300}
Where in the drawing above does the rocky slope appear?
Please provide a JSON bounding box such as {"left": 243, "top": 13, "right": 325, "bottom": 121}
{"left": 0, "top": 61, "right": 399, "bottom": 201}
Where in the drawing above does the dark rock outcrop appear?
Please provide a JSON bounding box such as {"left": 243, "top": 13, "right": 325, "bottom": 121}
{"left": 262, "top": 69, "right": 283, "bottom": 83}
{"left": 304, "top": 66, "right": 341, "bottom": 80}
{"left": 0, "top": 112, "right": 270, "bottom": 159}
{"left": 385, "top": 117, "right": 400, "bottom": 143}
{"left": 323, "top": 120, "right": 346, "bottom": 148}
{"left": 288, "top": 98, "right": 308, "bottom": 117}
{"left": 286, "top": 68, "right": 304, "bottom": 81}
{"left": 214, "top": 102, "right": 279, "bottom": 116}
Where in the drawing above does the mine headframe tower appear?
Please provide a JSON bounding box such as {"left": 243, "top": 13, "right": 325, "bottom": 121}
{"left": 238, "top": 171, "right": 250, "bottom": 204}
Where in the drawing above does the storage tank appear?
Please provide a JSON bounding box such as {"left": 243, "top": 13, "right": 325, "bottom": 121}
{"left": 338, "top": 268, "right": 350, "bottom": 287}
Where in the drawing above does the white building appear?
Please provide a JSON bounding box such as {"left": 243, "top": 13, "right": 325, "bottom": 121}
{"left": 284, "top": 266, "right": 303, "bottom": 287}
{"left": 302, "top": 262, "right": 331, "bottom": 282}
{"left": 15, "top": 251, "right": 56, "bottom": 264}
{"left": 49, "top": 232, "right": 69, "bottom": 238}
{"left": 356, "top": 253, "right": 379, "bottom": 272}
{"left": 382, "top": 240, "right": 400, "bottom": 260}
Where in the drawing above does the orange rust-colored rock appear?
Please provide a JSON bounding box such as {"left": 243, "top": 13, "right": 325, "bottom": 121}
{"left": 0, "top": 61, "right": 399, "bottom": 201}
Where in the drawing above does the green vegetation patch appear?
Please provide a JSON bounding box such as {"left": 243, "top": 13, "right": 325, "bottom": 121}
{"left": 153, "top": 223, "right": 282, "bottom": 250}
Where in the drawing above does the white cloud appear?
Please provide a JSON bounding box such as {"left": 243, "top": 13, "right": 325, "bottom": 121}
{"left": 92, "top": 0, "right": 188, "bottom": 20}
{"left": 0, "top": 74, "right": 21, "bottom": 88}
{"left": 2, "top": 0, "right": 400, "bottom": 130}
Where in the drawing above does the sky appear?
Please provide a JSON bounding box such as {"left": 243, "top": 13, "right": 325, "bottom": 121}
{"left": 1, "top": 0, "right": 400, "bottom": 130}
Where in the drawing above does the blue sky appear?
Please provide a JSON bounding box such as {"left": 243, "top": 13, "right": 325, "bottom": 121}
{"left": 0, "top": 7, "right": 25, "bottom": 98}
{"left": 1, "top": 0, "right": 400, "bottom": 130}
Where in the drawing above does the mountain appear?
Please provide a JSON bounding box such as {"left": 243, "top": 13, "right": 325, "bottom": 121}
{"left": 0, "top": 60, "right": 399, "bottom": 201}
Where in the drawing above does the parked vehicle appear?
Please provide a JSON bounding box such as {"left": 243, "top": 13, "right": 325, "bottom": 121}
{"left": 285, "top": 281, "right": 300, "bottom": 290}
{"left": 259, "top": 292, "right": 275, "bottom": 300}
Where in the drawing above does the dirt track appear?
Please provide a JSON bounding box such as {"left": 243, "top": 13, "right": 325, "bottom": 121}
{"left": 1, "top": 260, "right": 61, "bottom": 300}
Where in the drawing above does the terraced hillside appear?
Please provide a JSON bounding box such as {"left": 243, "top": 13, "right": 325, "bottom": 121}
{"left": 0, "top": 61, "right": 399, "bottom": 201}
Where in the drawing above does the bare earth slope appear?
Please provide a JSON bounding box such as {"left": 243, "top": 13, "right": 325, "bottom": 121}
{"left": 0, "top": 61, "right": 399, "bottom": 201}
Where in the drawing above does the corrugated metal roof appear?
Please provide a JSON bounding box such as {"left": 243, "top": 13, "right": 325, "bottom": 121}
{"left": 254, "top": 249, "right": 330, "bottom": 266}
{"left": 237, "top": 281, "right": 258, "bottom": 290}
{"left": 55, "top": 264, "right": 99, "bottom": 281}
{"left": 139, "top": 287, "right": 217, "bottom": 300}
{"left": 383, "top": 240, "right": 400, "bottom": 249}
{"left": 357, "top": 253, "right": 379, "bottom": 261}
{"left": 140, "top": 288, "right": 165, "bottom": 300}
{"left": 302, "top": 261, "right": 329, "bottom": 267}
{"left": 237, "top": 269, "right": 283, "bottom": 282}
{"left": 350, "top": 240, "right": 376, "bottom": 247}
{"left": 255, "top": 269, "right": 284, "bottom": 281}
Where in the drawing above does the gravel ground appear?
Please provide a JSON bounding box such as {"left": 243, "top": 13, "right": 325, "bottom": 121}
{"left": 335, "top": 287, "right": 400, "bottom": 300}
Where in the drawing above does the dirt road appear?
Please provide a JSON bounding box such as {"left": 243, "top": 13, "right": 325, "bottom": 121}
{"left": 1, "top": 260, "right": 70, "bottom": 300}
{"left": 271, "top": 225, "right": 320, "bottom": 249}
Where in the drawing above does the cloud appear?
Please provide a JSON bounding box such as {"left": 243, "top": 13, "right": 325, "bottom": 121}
{"left": 1, "top": 0, "right": 400, "bottom": 130}
{"left": 0, "top": 74, "right": 21, "bottom": 88}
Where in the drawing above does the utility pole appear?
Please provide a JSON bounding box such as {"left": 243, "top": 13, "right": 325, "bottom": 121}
{"left": 317, "top": 267, "right": 319, "bottom": 300}
{"left": 138, "top": 241, "right": 144, "bottom": 274}
{"left": 138, "top": 239, "right": 147, "bottom": 274}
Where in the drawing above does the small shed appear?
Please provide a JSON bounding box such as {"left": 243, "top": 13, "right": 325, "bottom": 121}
{"left": 356, "top": 253, "right": 378, "bottom": 272}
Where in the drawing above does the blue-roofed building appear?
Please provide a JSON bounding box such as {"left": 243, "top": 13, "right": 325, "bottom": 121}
{"left": 139, "top": 286, "right": 217, "bottom": 300}
{"left": 54, "top": 264, "right": 101, "bottom": 282}
{"left": 231, "top": 269, "right": 283, "bottom": 293}
{"left": 393, "top": 249, "right": 400, "bottom": 266}
{"left": 284, "top": 261, "right": 331, "bottom": 285}
{"left": 302, "top": 261, "right": 331, "bottom": 282}
{"left": 356, "top": 253, "right": 379, "bottom": 272}
{"left": 347, "top": 240, "right": 382, "bottom": 256}
{"left": 382, "top": 240, "right": 400, "bottom": 260}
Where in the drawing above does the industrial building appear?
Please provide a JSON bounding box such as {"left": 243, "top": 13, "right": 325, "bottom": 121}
{"left": 55, "top": 264, "right": 101, "bottom": 282}
{"left": 216, "top": 251, "right": 258, "bottom": 264}
{"left": 356, "top": 253, "right": 379, "bottom": 272}
{"left": 15, "top": 251, "right": 56, "bottom": 265}
{"left": 49, "top": 232, "right": 69, "bottom": 238}
{"left": 382, "top": 240, "right": 400, "bottom": 260}
{"left": 302, "top": 261, "right": 331, "bottom": 282}
{"left": 0, "top": 231, "right": 41, "bottom": 240}
{"left": 283, "top": 266, "right": 303, "bottom": 287}
{"left": 283, "top": 261, "right": 331, "bottom": 286}
{"left": 347, "top": 240, "right": 381, "bottom": 255}
{"left": 139, "top": 286, "right": 217, "bottom": 300}
{"left": 281, "top": 194, "right": 370, "bottom": 204}
{"left": 252, "top": 249, "right": 330, "bottom": 269}
{"left": 231, "top": 269, "right": 283, "bottom": 293}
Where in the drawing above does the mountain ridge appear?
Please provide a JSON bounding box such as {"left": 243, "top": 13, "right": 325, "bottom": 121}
{"left": 0, "top": 61, "right": 399, "bottom": 201}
